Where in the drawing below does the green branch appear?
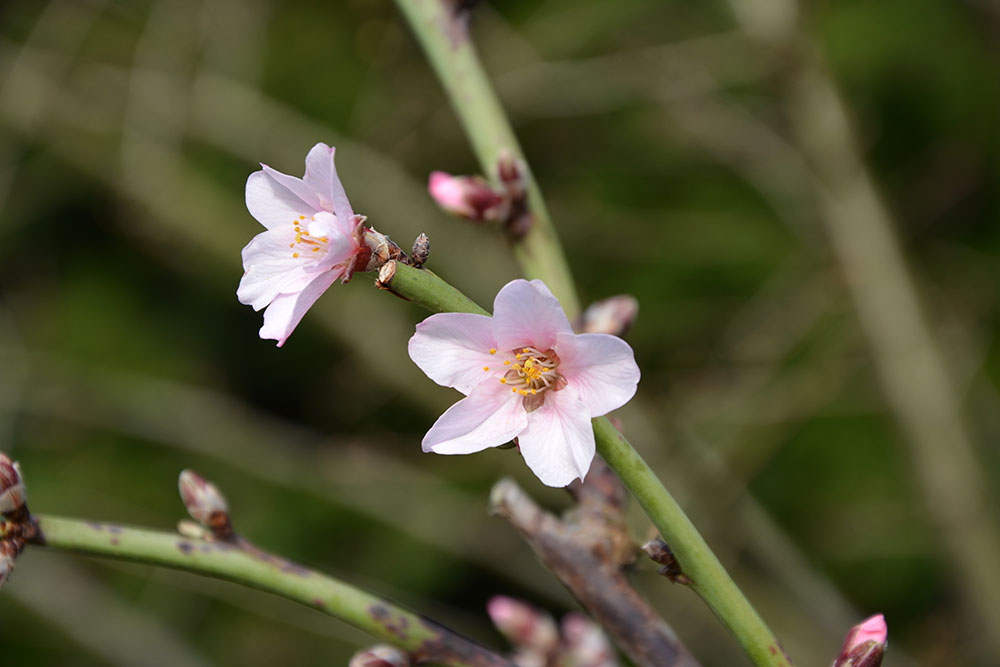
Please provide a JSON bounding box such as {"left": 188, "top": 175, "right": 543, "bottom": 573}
{"left": 393, "top": 0, "right": 581, "bottom": 319}
{"left": 28, "top": 515, "right": 511, "bottom": 667}
{"left": 379, "top": 262, "right": 792, "bottom": 667}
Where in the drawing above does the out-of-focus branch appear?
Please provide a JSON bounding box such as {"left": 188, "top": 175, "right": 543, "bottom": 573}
{"left": 728, "top": 2, "right": 1000, "bottom": 656}
{"left": 392, "top": 0, "right": 580, "bottom": 318}
{"left": 489, "top": 461, "right": 700, "bottom": 667}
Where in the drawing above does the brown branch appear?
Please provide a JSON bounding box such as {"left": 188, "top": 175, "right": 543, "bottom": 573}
{"left": 489, "top": 460, "right": 700, "bottom": 667}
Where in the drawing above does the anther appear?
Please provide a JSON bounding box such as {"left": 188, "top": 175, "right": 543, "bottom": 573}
{"left": 489, "top": 348, "right": 497, "bottom": 354}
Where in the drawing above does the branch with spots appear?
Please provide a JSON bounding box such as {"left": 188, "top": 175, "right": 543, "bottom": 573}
{"left": 489, "top": 460, "right": 700, "bottom": 667}
{"left": 0, "top": 454, "right": 512, "bottom": 667}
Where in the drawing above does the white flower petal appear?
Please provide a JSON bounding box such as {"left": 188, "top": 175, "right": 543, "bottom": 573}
{"left": 423, "top": 382, "right": 527, "bottom": 454}
{"left": 260, "top": 163, "right": 321, "bottom": 211}
{"left": 493, "top": 279, "right": 573, "bottom": 352}
{"left": 517, "top": 384, "right": 594, "bottom": 487}
{"left": 408, "top": 313, "right": 501, "bottom": 394}
{"left": 237, "top": 227, "right": 317, "bottom": 310}
{"left": 303, "top": 143, "right": 355, "bottom": 232}
{"left": 245, "top": 171, "right": 314, "bottom": 230}
{"left": 258, "top": 270, "right": 339, "bottom": 347}
{"left": 556, "top": 332, "right": 640, "bottom": 417}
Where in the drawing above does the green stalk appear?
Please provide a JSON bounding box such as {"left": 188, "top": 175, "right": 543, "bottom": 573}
{"left": 380, "top": 262, "right": 792, "bottom": 666}
{"left": 29, "top": 515, "right": 511, "bottom": 667}
{"left": 393, "top": 0, "right": 580, "bottom": 319}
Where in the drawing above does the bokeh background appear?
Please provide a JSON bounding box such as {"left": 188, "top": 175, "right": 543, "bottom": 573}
{"left": 1, "top": 0, "right": 999, "bottom": 665}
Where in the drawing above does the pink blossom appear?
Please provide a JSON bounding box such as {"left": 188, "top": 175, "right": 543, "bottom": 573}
{"left": 427, "top": 171, "right": 508, "bottom": 222}
{"left": 408, "top": 280, "right": 640, "bottom": 487}
{"left": 834, "top": 614, "right": 887, "bottom": 667}
{"left": 238, "top": 143, "right": 362, "bottom": 346}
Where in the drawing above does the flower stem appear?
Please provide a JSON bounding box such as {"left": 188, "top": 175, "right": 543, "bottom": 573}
{"left": 379, "top": 262, "right": 792, "bottom": 666}
{"left": 29, "top": 515, "right": 512, "bottom": 667}
{"left": 392, "top": 0, "right": 581, "bottom": 319}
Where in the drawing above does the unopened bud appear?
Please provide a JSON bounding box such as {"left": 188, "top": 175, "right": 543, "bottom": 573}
{"left": 642, "top": 539, "right": 690, "bottom": 584}
{"left": 348, "top": 644, "right": 410, "bottom": 667}
{"left": 495, "top": 150, "right": 526, "bottom": 200}
{"left": 487, "top": 596, "right": 558, "bottom": 653}
{"left": 833, "top": 614, "right": 887, "bottom": 667}
{"left": 428, "top": 171, "right": 508, "bottom": 222}
{"left": 0, "top": 454, "right": 27, "bottom": 518}
{"left": 579, "top": 295, "right": 639, "bottom": 336}
{"left": 410, "top": 233, "right": 430, "bottom": 268}
{"left": 562, "top": 613, "right": 617, "bottom": 667}
{"left": 178, "top": 470, "right": 231, "bottom": 538}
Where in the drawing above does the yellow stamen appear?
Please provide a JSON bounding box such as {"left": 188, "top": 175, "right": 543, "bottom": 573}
{"left": 499, "top": 378, "right": 506, "bottom": 384}
{"left": 503, "top": 360, "right": 511, "bottom": 366}
{"left": 489, "top": 348, "right": 497, "bottom": 355}
{"left": 292, "top": 253, "right": 299, "bottom": 258}
{"left": 483, "top": 366, "right": 489, "bottom": 371}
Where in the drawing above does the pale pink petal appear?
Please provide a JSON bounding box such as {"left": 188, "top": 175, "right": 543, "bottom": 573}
{"left": 258, "top": 270, "right": 340, "bottom": 347}
{"left": 245, "top": 171, "right": 314, "bottom": 230}
{"left": 492, "top": 279, "right": 573, "bottom": 352}
{"left": 237, "top": 228, "right": 317, "bottom": 310}
{"left": 423, "top": 382, "right": 527, "bottom": 454}
{"left": 261, "top": 164, "right": 321, "bottom": 211}
{"left": 517, "top": 384, "right": 595, "bottom": 487}
{"left": 303, "top": 143, "right": 355, "bottom": 234}
{"left": 555, "top": 331, "right": 640, "bottom": 417}
{"left": 409, "top": 313, "right": 501, "bottom": 394}
{"left": 428, "top": 171, "right": 472, "bottom": 217}
{"left": 308, "top": 211, "right": 360, "bottom": 270}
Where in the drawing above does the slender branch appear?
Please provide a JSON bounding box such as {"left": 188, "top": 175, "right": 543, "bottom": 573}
{"left": 392, "top": 0, "right": 581, "bottom": 319}
{"left": 489, "top": 464, "right": 700, "bottom": 667}
{"left": 376, "top": 263, "right": 792, "bottom": 666}
{"left": 28, "top": 515, "right": 512, "bottom": 667}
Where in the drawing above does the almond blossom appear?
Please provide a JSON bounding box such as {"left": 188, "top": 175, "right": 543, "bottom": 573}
{"left": 238, "top": 143, "right": 363, "bottom": 346}
{"left": 408, "top": 279, "right": 640, "bottom": 487}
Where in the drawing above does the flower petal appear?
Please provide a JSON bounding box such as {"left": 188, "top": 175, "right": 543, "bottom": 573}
{"left": 260, "top": 163, "right": 322, "bottom": 212}
{"left": 422, "top": 382, "right": 527, "bottom": 454}
{"left": 517, "top": 384, "right": 595, "bottom": 487}
{"left": 258, "top": 270, "right": 340, "bottom": 347}
{"left": 408, "top": 312, "right": 500, "bottom": 394}
{"left": 308, "top": 211, "right": 360, "bottom": 270}
{"left": 237, "top": 227, "right": 317, "bottom": 310}
{"left": 493, "top": 279, "right": 573, "bottom": 352}
{"left": 556, "top": 332, "right": 640, "bottom": 417}
{"left": 303, "top": 143, "right": 355, "bottom": 234}
{"left": 245, "top": 171, "right": 314, "bottom": 230}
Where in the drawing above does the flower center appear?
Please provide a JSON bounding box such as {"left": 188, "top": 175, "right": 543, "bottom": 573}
{"left": 288, "top": 214, "right": 331, "bottom": 259}
{"left": 483, "top": 346, "right": 567, "bottom": 410}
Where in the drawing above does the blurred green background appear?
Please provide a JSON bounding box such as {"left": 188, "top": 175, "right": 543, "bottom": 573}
{"left": 1, "top": 0, "right": 999, "bottom": 665}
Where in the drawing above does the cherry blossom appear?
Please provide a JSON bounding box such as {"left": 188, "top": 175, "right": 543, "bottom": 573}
{"left": 238, "top": 143, "right": 362, "bottom": 346}
{"left": 408, "top": 279, "right": 640, "bottom": 487}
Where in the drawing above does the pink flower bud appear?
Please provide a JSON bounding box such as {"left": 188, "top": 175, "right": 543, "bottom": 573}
{"left": 579, "top": 295, "right": 639, "bottom": 336}
{"left": 348, "top": 645, "right": 409, "bottom": 667}
{"left": 428, "top": 171, "right": 508, "bottom": 222}
{"left": 562, "top": 613, "right": 616, "bottom": 667}
{"left": 178, "top": 470, "right": 229, "bottom": 529}
{"left": 0, "top": 454, "right": 26, "bottom": 518}
{"left": 487, "top": 596, "right": 558, "bottom": 653}
{"left": 834, "top": 614, "right": 887, "bottom": 667}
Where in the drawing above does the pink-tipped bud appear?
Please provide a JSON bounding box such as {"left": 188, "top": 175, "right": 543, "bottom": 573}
{"left": 562, "top": 613, "right": 616, "bottom": 667}
{"left": 834, "top": 614, "right": 887, "bottom": 667}
{"left": 579, "top": 295, "right": 639, "bottom": 337}
{"left": 428, "top": 171, "right": 508, "bottom": 222}
{"left": 178, "top": 470, "right": 229, "bottom": 530}
{"left": 0, "top": 454, "right": 27, "bottom": 518}
{"left": 348, "top": 645, "right": 410, "bottom": 667}
{"left": 487, "top": 596, "right": 559, "bottom": 653}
